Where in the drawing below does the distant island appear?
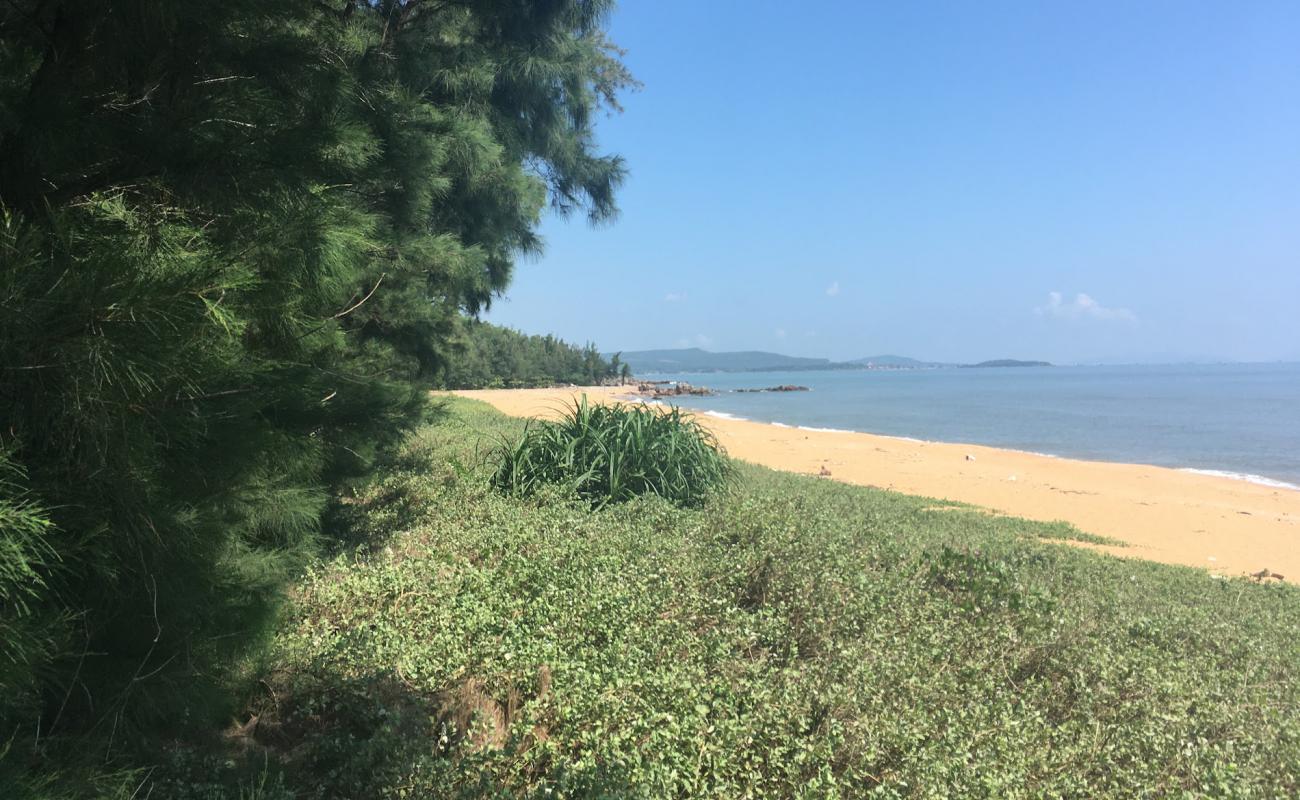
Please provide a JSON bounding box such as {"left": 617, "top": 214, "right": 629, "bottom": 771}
{"left": 612, "top": 347, "right": 1049, "bottom": 374}
{"left": 962, "top": 359, "right": 1053, "bottom": 368}
{"left": 844, "top": 354, "right": 947, "bottom": 369}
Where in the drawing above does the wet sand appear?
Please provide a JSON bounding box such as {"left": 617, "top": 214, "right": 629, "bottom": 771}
{"left": 449, "top": 386, "right": 1299, "bottom": 580}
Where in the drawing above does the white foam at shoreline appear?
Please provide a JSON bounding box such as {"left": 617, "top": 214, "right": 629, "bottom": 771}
{"left": 668, "top": 399, "right": 1298, "bottom": 488}
{"left": 1178, "top": 469, "right": 1300, "bottom": 491}
{"left": 795, "top": 424, "right": 856, "bottom": 434}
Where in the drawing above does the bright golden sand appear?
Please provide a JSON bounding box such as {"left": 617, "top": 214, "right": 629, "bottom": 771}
{"left": 448, "top": 386, "right": 1300, "bottom": 581}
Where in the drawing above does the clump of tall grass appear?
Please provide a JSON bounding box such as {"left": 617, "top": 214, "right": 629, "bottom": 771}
{"left": 491, "top": 398, "right": 731, "bottom": 508}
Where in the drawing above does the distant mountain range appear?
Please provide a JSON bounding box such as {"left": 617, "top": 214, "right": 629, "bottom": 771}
{"left": 610, "top": 348, "right": 831, "bottom": 373}
{"left": 844, "top": 354, "right": 946, "bottom": 368}
{"left": 610, "top": 348, "right": 1050, "bottom": 375}
{"left": 962, "top": 359, "right": 1053, "bottom": 369}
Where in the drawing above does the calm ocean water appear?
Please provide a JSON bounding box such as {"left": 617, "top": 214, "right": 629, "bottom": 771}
{"left": 641, "top": 363, "right": 1300, "bottom": 488}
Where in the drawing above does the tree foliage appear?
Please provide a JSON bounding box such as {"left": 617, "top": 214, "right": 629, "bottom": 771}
{"left": 437, "top": 317, "right": 620, "bottom": 388}
{"left": 0, "top": 0, "right": 629, "bottom": 780}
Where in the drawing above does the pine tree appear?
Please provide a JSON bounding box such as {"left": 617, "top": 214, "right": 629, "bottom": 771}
{"left": 435, "top": 316, "right": 612, "bottom": 389}
{"left": 0, "top": 0, "right": 630, "bottom": 782}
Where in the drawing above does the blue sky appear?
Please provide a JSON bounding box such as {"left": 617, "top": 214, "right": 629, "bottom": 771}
{"left": 486, "top": 1, "right": 1300, "bottom": 364}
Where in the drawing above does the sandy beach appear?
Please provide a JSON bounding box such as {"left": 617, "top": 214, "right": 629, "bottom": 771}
{"left": 449, "top": 386, "right": 1300, "bottom": 581}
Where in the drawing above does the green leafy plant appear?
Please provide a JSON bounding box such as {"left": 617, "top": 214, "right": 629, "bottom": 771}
{"left": 925, "top": 545, "right": 1056, "bottom": 617}
{"left": 490, "top": 397, "right": 731, "bottom": 508}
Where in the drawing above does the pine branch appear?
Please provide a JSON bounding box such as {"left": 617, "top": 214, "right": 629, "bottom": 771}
{"left": 333, "top": 273, "right": 386, "bottom": 319}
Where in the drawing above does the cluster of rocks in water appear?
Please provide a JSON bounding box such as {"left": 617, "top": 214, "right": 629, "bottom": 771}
{"left": 634, "top": 380, "right": 715, "bottom": 398}
{"left": 631, "top": 381, "right": 811, "bottom": 399}
{"left": 735, "top": 384, "right": 810, "bottom": 393}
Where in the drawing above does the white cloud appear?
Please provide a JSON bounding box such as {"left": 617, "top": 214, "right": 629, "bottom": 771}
{"left": 663, "top": 291, "right": 687, "bottom": 303}
{"left": 695, "top": 333, "right": 713, "bottom": 347}
{"left": 825, "top": 281, "right": 840, "bottom": 297}
{"left": 1036, "top": 291, "right": 1136, "bottom": 322}
{"left": 774, "top": 327, "right": 787, "bottom": 339}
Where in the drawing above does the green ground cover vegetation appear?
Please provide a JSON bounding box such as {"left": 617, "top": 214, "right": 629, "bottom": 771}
{"left": 153, "top": 398, "right": 1298, "bottom": 798}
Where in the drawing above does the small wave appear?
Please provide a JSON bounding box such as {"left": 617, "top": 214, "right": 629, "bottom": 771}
{"left": 883, "top": 434, "right": 928, "bottom": 443}
{"left": 704, "top": 410, "right": 748, "bottom": 421}
{"left": 1003, "top": 448, "right": 1060, "bottom": 459}
{"left": 1178, "top": 469, "right": 1300, "bottom": 491}
{"left": 796, "top": 425, "right": 856, "bottom": 434}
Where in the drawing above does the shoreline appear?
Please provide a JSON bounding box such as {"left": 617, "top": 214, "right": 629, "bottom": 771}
{"left": 448, "top": 386, "right": 1300, "bottom": 581}
{"left": 681, "top": 406, "right": 1300, "bottom": 492}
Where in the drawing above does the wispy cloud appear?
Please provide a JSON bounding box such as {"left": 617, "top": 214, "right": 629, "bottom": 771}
{"left": 694, "top": 333, "right": 713, "bottom": 347}
{"left": 825, "top": 281, "right": 840, "bottom": 297}
{"left": 1036, "top": 291, "right": 1136, "bottom": 322}
{"left": 663, "top": 291, "right": 687, "bottom": 303}
{"left": 774, "top": 327, "right": 787, "bottom": 339}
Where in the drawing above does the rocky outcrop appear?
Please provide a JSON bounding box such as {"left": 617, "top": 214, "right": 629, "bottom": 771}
{"left": 634, "top": 381, "right": 715, "bottom": 398}
{"left": 735, "top": 385, "right": 810, "bottom": 393}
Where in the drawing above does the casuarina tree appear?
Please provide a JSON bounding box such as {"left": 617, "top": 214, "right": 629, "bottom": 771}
{"left": 0, "top": 0, "right": 630, "bottom": 785}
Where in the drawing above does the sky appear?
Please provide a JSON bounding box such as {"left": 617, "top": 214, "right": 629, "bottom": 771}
{"left": 485, "top": 1, "right": 1300, "bottom": 365}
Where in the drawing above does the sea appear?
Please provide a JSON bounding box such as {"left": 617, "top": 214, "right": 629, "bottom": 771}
{"left": 638, "top": 363, "right": 1300, "bottom": 489}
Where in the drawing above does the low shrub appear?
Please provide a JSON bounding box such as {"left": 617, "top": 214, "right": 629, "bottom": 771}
{"left": 490, "top": 397, "right": 730, "bottom": 508}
